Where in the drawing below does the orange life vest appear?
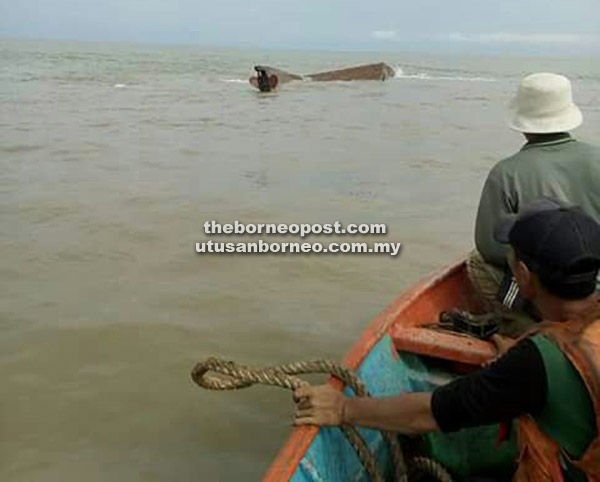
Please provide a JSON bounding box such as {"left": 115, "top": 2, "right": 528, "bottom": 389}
{"left": 513, "top": 316, "right": 600, "bottom": 482}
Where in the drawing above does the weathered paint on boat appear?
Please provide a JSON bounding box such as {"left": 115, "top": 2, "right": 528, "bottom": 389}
{"left": 306, "top": 63, "right": 395, "bottom": 82}
{"left": 291, "top": 336, "right": 436, "bottom": 481}
{"left": 263, "top": 259, "right": 501, "bottom": 481}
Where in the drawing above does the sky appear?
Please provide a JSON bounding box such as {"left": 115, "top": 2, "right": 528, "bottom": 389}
{"left": 1, "top": 0, "right": 599, "bottom": 53}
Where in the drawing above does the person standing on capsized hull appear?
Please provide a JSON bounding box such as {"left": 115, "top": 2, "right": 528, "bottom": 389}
{"left": 467, "top": 73, "right": 600, "bottom": 329}
{"left": 249, "top": 66, "right": 281, "bottom": 92}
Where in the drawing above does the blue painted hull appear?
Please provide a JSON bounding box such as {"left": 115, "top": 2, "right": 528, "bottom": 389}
{"left": 291, "top": 336, "right": 518, "bottom": 481}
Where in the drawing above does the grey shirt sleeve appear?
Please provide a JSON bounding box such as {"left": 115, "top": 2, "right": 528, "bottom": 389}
{"left": 474, "top": 169, "right": 515, "bottom": 266}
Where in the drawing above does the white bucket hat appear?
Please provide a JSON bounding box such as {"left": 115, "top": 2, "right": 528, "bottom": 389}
{"left": 507, "top": 73, "right": 583, "bottom": 133}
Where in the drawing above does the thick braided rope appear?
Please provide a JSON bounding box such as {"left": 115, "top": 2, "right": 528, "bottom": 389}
{"left": 191, "top": 357, "right": 452, "bottom": 482}
{"left": 410, "top": 457, "right": 454, "bottom": 482}
{"left": 263, "top": 360, "right": 408, "bottom": 482}
{"left": 192, "top": 358, "right": 384, "bottom": 480}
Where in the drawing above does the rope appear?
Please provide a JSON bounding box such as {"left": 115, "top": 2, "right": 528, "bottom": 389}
{"left": 410, "top": 457, "right": 454, "bottom": 482}
{"left": 191, "top": 357, "right": 453, "bottom": 482}
{"left": 192, "top": 358, "right": 388, "bottom": 481}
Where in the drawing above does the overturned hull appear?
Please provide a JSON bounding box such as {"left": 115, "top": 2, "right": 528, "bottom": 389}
{"left": 306, "top": 62, "right": 395, "bottom": 82}
{"left": 249, "top": 62, "right": 395, "bottom": 91}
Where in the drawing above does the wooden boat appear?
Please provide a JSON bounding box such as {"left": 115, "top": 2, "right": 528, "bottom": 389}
{"left": 263, "top": 259, "right": 519, "bottom": 481}
{"left": 306, "top": 63, "right": 395, "bottom": 82}
{"left": 249, "top": 63, "right": 395, "bottom": 91}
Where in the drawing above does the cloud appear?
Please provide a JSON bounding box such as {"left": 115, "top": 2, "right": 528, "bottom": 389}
{"left": 371, "top": 30, "right": 397, "bottom": 40}
{"left": 446, "top": 32, "right": 600, "bottom": 44}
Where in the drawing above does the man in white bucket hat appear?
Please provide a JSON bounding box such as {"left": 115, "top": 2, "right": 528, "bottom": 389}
{"left": 507, "top": 72, "right": 582, "bottom": 134}
{"left": 467, "top": 73, "right": 600, "bottom": 329}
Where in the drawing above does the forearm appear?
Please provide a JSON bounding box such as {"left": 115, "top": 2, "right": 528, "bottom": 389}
{"left": 343, "top": 392, "right": 438, "bottom": 435}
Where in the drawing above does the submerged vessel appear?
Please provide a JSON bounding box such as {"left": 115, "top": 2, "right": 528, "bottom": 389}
{"left": 249, "top": 63, "right": 395, "bottom": 91}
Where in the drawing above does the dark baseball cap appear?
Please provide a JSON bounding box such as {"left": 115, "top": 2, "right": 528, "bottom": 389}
{"left": 495, "top": 198, "right": 600, "bottom": 299}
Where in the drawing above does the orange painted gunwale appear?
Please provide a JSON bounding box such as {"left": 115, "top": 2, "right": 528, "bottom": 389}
{"left": 263, "top": 258, "right": 473, "bottom": 481}
{"left": 390, "top": 326, "right": 496, "bottom": 366}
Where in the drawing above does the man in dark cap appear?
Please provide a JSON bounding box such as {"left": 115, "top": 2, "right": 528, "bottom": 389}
{"left": 294, "top": 200, "right": 600, "bottom": 481}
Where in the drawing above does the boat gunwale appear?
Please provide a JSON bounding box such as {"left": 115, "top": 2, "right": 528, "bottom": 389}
{"left": 262, "top": 257, "right": 466, "bottom": 481}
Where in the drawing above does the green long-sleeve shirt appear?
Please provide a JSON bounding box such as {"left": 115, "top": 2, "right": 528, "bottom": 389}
{"left": 475, "top": 135, "right": 600, "bottom": 267}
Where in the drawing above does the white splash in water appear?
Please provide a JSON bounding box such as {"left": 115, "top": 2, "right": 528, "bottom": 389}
{"left": 393, "top": 66, "right": 495, "bottom": 82}
{"left": 113, "top": 83, "right": 128, "bottom": 88}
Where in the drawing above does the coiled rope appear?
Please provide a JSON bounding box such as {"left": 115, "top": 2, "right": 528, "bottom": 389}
{"left": 191, "top": 357, "right": 453, "bottom": 482}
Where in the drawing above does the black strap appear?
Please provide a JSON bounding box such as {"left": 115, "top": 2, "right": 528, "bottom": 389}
{"left": 559, "top": 449, "right": 588, "bottom": 482}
